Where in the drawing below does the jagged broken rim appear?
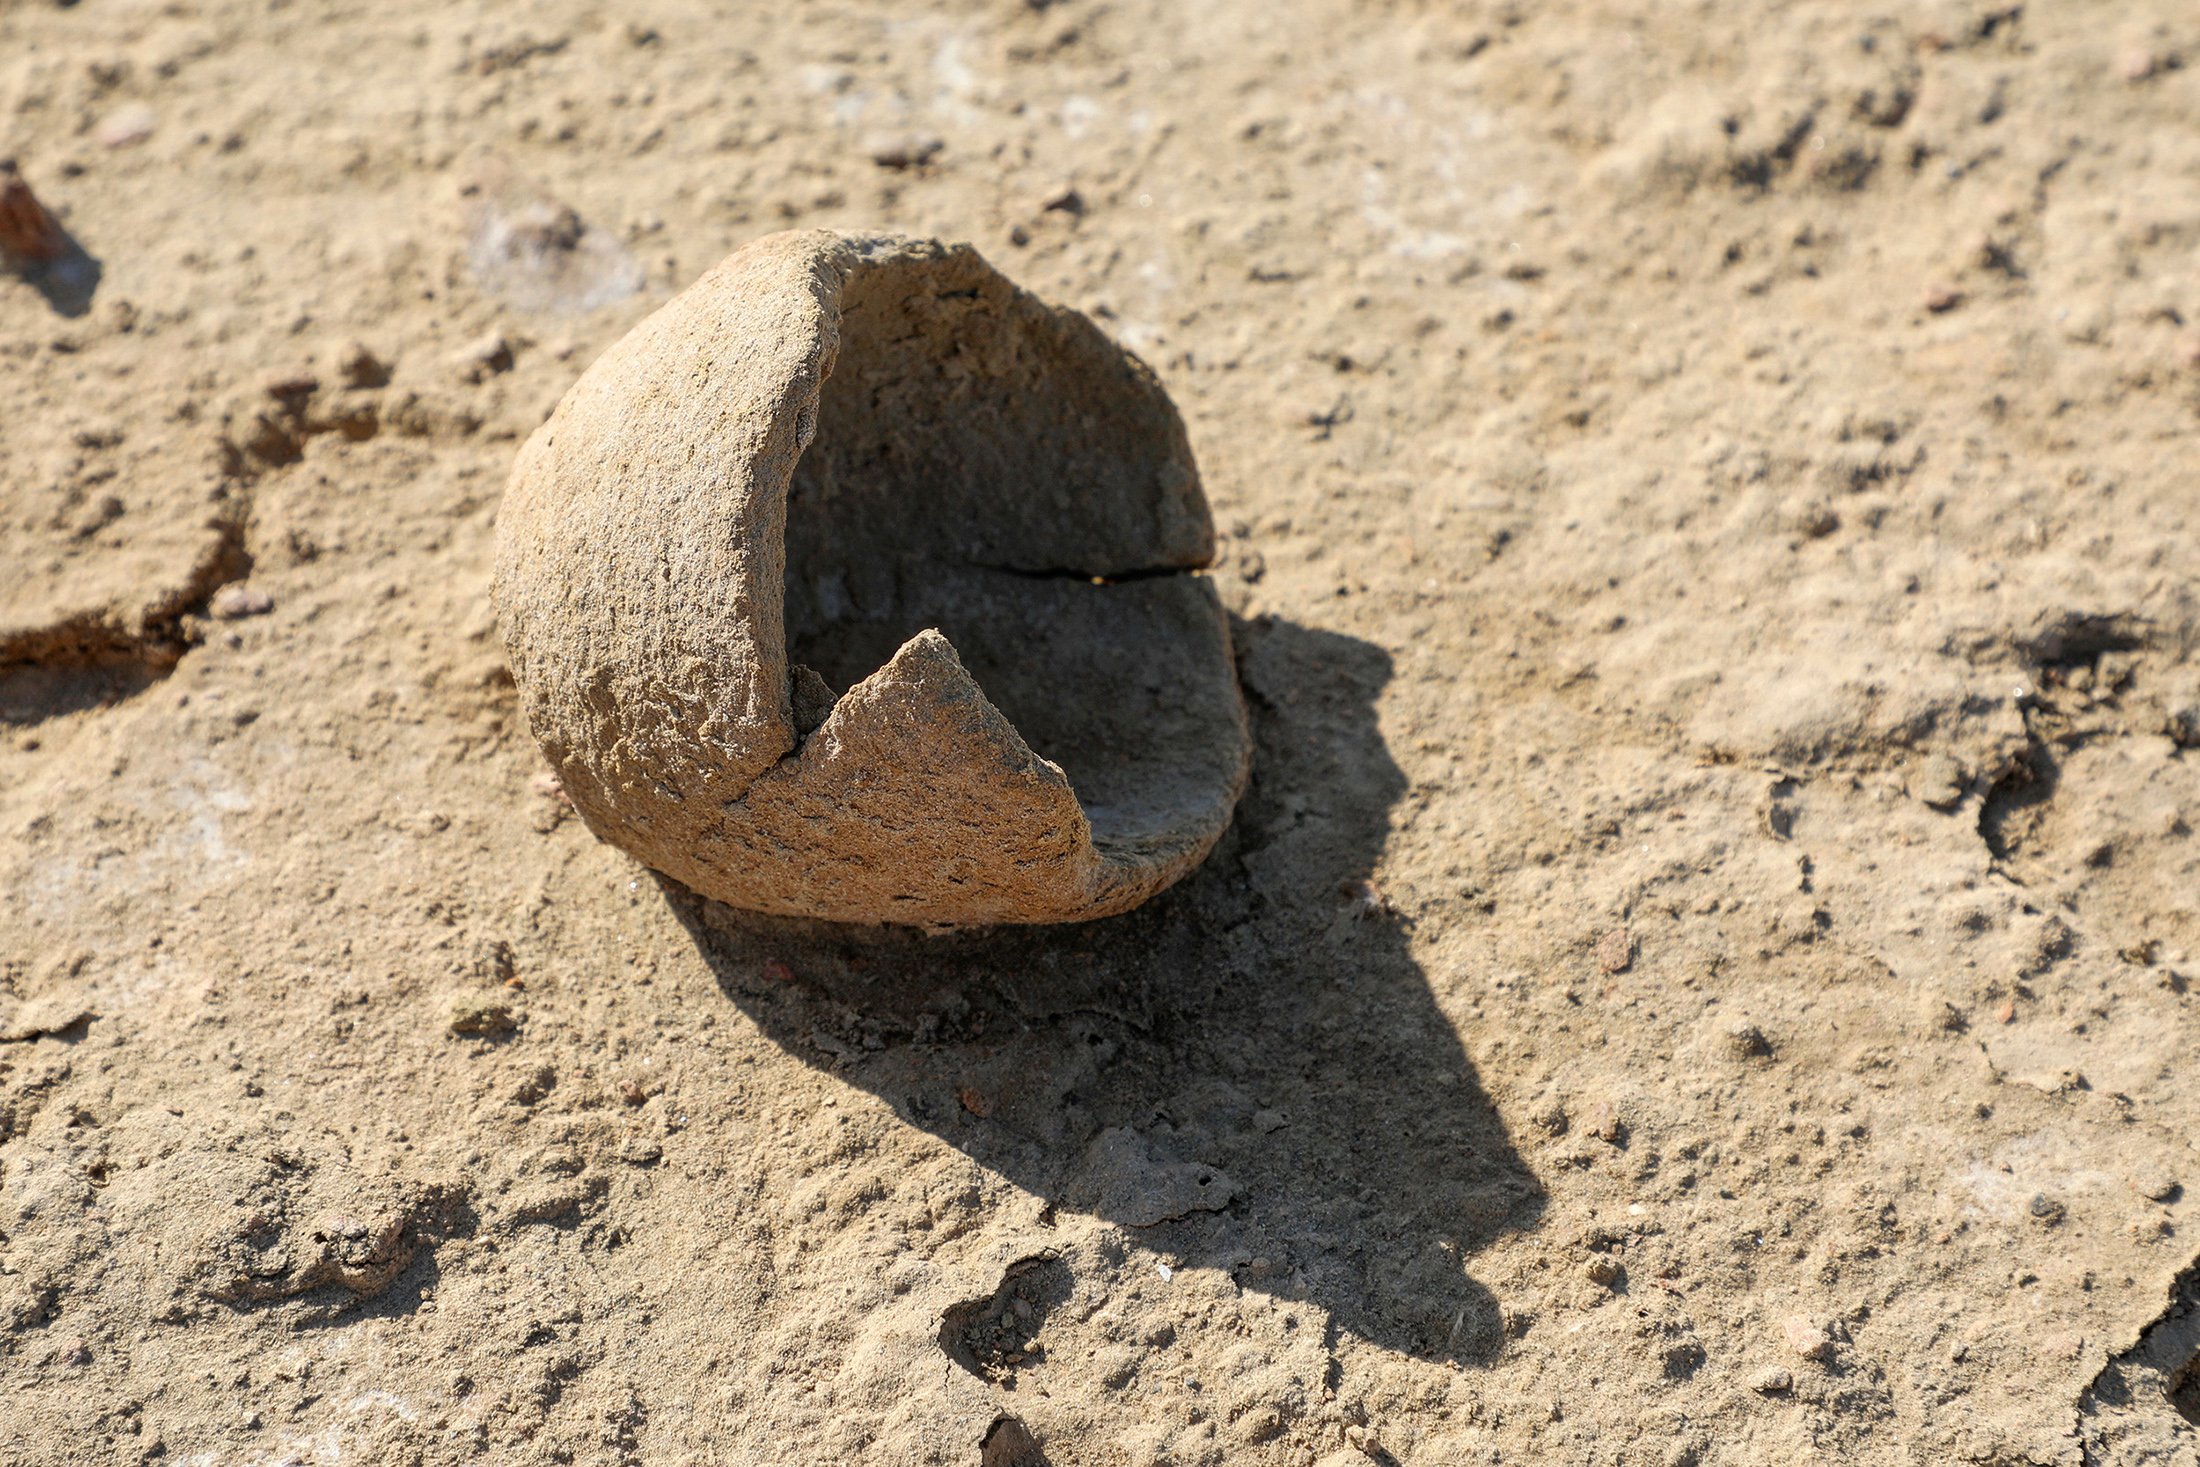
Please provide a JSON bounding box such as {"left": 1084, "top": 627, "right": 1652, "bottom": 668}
{"left": 492, "top": 229, "right": 1251, "bottom": 928}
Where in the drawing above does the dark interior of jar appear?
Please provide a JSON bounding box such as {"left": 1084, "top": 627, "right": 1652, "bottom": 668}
{"left": 779, "top": 249, "right": 1243, "bottom": 856}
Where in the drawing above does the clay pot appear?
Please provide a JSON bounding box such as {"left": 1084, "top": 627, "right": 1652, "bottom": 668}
{"left": 493, "top": 230, "right": 1250, "bottom": 928}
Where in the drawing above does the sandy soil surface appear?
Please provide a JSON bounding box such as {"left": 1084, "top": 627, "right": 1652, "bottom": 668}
{"left": 5, "top": 1, "right": 2200, "bottom": 1463}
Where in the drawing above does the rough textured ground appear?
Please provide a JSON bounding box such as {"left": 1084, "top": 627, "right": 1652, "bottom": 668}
{"left": 5, "top": 1, "right": 2200, "bottom": 1463}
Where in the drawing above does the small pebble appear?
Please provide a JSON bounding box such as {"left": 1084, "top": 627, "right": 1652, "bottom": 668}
{"left": 2119, "top": 46, "right": 2159, "bottom": 83}
{"left": 1923, "top": 283, "right": 1963, "bottom": 313}
{"left": 95, "top": 103, "right": 158, "bottom": 149}
{"left": 1596, "top": 927, "right": 1634, "bottom": 974}
{"left": 1780, "top": 1313, "right": 1833, "bottom": 1362}
{"left": 1752, "top": 1366, "right": 1793, "bottom": 1394}
{"left": 209, "top": 585, "right": 274, "bottom": 620}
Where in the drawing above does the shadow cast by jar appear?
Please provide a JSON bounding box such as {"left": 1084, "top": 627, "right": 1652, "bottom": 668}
{"left": 667, "top": 614, "right": 1543, "bottom": 1363}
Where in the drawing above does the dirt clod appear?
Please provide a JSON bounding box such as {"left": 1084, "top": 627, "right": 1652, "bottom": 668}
{"left": 1723, "top": 1020, "right": 1772, "bottom": 1059}
{"left": 445, "top": 996, "right": 517, "bottom": 1037}
{"left": 335, "top": 341, "right": 391, "bottom": 389}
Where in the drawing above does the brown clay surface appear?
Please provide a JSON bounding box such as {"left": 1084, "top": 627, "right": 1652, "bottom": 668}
{"left": 495, "top": 230, "right": 1248, "bottom": 928}
{"left": 4, "top": 2, "right": 2200, "bottom": 1463}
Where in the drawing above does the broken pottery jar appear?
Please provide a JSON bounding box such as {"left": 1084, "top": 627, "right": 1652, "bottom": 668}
{"left": 493, "top": 230, "right": 1251, "bottom": 928}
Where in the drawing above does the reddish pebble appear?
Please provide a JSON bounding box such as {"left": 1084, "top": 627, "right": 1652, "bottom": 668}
{"left": 1922, "top": 283, "right": 1963, "bottom": 314}
{"left": 957, "top": 1087, "right": 994, "bottom": 1118}
{"left": 2119, "top": 46, "right": 2159, "bottom": 83}
{"left": 1781, "top": 1314, "right": 1834, "bottom": 1362}
{"left": 762, "top": 959, "right": 795, "bottom": 983}
{"left": 1595, "top": 927, "right": 1633, "bottom": 974}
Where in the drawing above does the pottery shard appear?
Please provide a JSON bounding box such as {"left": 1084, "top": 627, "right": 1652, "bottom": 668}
{"left": 493, "top": 230, "right": 1251, "bottom": 927}
{"left": 0, "top": 160, "right": 67, "bottom": 263}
